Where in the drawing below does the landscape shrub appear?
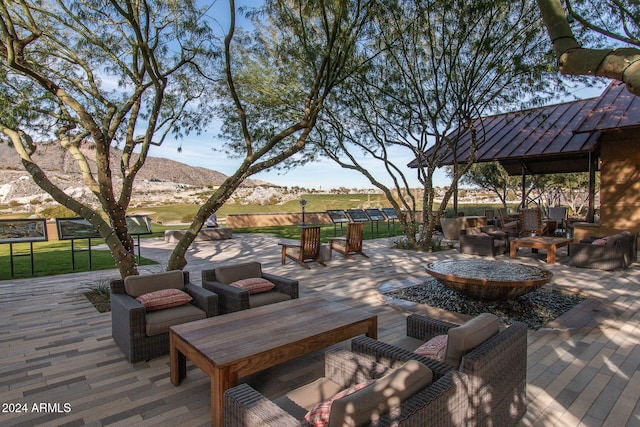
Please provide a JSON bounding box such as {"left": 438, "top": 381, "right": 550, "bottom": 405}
{"left": 41, "top": 205, "right": 76, "bottom": 219}
{"left": 181, "top": 213, "right": 195, "bottom": 223}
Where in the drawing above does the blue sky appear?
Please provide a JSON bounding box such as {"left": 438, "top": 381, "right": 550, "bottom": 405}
{"left": 151, "top": 84, "right": 606, "bottom": 190}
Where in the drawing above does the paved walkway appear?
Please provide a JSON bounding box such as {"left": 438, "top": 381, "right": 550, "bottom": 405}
{"left": 1, "top": 233, "right": 639, "bottom": 426}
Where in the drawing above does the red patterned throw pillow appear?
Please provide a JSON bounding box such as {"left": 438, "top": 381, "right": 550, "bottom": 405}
{"left": 303, "top": 380, "right": 374, "bottom": 427}
{"left": 414, "top": 335, "right": 448, "bottom": 362}
{"left": 230, "top": 277, "right": 276, "bottom": 294}
{"left": 136, "top": 288, "right": 192, "bottom": 311}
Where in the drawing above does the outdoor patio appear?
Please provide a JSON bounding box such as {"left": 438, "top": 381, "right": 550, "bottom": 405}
{"left": 1, "top": 233, "right": 639, "bottom": 426}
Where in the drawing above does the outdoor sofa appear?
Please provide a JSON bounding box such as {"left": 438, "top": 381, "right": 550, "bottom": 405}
{"left": 569, "top": 231, "right": 638, "bottom": 270}
{"left": 110, "top": 270, "right": 218, "bottom": 363}
{"left": 351, "top": 313, "right": 528, "bottom": 427}
{"left": 223, "top": 348, "right": 468, "bottom": 426}
{"left": 459, "top": 227, "right": 508, "bottom": 256}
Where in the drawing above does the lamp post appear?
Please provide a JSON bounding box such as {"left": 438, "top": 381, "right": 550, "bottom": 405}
{"left": 300, "top": 198, "right": 307, "bottom": 226}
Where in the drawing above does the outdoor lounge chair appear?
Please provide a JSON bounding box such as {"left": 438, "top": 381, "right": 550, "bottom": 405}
{"left": 569, "top": 231, "right": 638, "bottom": 270}
{"left": 223, "top": 349, "right": 468, "bottom": 426}
{"left": 351, "top": 313, "right": 528, "bottom": 427}
{"left": 201, "top": 261, "right": 299, "bottom": 314}
{"left": 459, "top": 227, "right": 507, "bottom": 256}
{"left": 327, "top": 222, "right": 369, "bottom": 260}
{"left": 279, "top": 225, "right": 326, "bottom": 269}
{"left": 110, "top": 270, "right": 218, "bottom": 363}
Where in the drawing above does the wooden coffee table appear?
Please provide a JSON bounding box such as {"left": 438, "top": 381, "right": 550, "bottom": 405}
{"left": 510, "top": 236, "right": 573, "bottom": 264}
{"left": 169, "top": 296, "right": 377, "bottom": 427}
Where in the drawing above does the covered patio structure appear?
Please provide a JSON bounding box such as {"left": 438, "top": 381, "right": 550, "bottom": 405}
{"left": 409, "top": 81, "right": 640, "bottom": 240}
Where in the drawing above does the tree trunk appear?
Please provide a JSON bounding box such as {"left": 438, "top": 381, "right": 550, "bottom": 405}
{"left": 536, "top": 0, "right": 640, "bottom": 95}
{"left": 29, "top": 167, "right": 138, "bottom": 277}
{"left": 167, "top": 169, "right": 250, "bottom": 270}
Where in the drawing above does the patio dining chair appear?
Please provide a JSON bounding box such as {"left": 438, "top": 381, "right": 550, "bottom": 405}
{"left": 497, "top": 207, "right": 519, "bottom": 234}
{"left": 547, "top": 206, "right": 568, "bottom": 235}
{"left": 484, "top": 209, "right": 496, "bottom": 226}
{"left": 279, "top": 226, "right": 326, "bottom": 269}
{"left": 519, "top": 208, "right": 544, "bottom": 236}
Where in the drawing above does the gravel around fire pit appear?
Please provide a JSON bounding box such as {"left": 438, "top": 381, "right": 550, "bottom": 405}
{"left": 385, "top": 279, "right": 585, "bottom": 330}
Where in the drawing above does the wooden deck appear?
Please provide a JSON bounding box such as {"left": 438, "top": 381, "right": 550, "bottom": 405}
{"left": 1, "top": 233, "right": 639, "bottom": 426}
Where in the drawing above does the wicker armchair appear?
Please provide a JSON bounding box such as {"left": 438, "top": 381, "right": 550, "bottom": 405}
{"left": 110, "top": 270, "right": 218, "bottom": 363}
{"left": 569, "top": 232, "right": 638, "bottom": 270}
{"left": 352, "top": 314, "right": 528, "bottom": 427}
{"left": 202, "top": 261, "right": 299, "bottom": 314}
{"left": 224, "top": 349, "right": 468, "bottom": 427}
{"left": 459, "top": 228, "right": 507, "bottom": 256}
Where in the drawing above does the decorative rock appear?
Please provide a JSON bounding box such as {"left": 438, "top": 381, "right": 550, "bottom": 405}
{"left": 385, "top": 279, "right": 584, "bottom": 330}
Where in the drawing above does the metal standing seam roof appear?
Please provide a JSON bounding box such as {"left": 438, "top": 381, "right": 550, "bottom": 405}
{"left": 574, "top": 81, "right": 640, "bottom": 133}
{"left": 409, "top": 81, "right": 640, "bottom": 175}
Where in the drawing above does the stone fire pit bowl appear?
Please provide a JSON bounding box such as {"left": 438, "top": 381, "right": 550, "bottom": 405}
{"left": 425, "top": 259, "right": 553, "bottom": 300}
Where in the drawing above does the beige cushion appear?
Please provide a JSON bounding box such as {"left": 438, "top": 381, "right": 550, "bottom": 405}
{"left": 305, "top": 381, "right": 374, "bottom": 426}
{"left": 249, "top": 291, "right": 291, "bottom": 308}
{"left": 605, "top": 233, "right": 624, "bottom": 246}
{"left": 145, "top": 303, "right": 205, "bottom": 336}
{"left": 329, "top": 360, "right": 433, "bottom": 426}
{"left": 465, "top": 227, "right": 483, "bottom": 235}
{"left": 214, "top": 262, "right": 262, "bottom": 283}
{"left": 278, "top": 377, "right": 344, "bottom": 415}
{"left": 388, "top": 336, "right": 424, "bottom": 353}
{"left": 124, "top": 270, "right": 184, "bottom": 297}
{"left": 444, "top": 313, "right": 500, "bottom": 368}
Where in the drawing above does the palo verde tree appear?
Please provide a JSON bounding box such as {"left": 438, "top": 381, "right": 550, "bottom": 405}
{"left": 455, "top": 162, "right": 523, "bottom": 207}
{"left": 0, "top": 0, "right": 378, "bottom": 276}
{"left": 318, "top": 0, "right": 564, "bottom": 247}
{"left": 458, "top": 162, "right": 594, "bottom": 217}
{"left": 0, "top": 0, "right": 217, "bottom": 277}
{"left": 455, "top": 162, "right": 554, "bottom": 208}
{"left": 537, "top": 0, "right": 640, "bottom": 95}
{"left": 167, "top": 0, "right": 381, "bottom": 269}
{"left": 527, "top": 172, "right": 595, "bottom": 216}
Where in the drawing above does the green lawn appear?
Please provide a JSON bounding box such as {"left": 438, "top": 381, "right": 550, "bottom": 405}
{"left": 0, "top": 239, "right": 156, "bottom": 280}
{"left": 130, "top": 197, "right": 511, "bottom": 225}
{"left": 0, "top": 196, "right": 513, "bottom": 280}
{"left": 129, "top": 193, "right": 396, "bottom": 224}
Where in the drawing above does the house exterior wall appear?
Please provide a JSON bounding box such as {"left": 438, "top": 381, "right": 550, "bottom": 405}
{"left": 599, "top": 130, "right": 640, "bottom": 230}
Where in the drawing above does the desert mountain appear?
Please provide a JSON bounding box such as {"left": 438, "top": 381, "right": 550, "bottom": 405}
{"left": 0, "top": 141, "right": 273, "bottom": 186}
{"left": 0, "top": 141, "right": 274, "bottom": 205}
